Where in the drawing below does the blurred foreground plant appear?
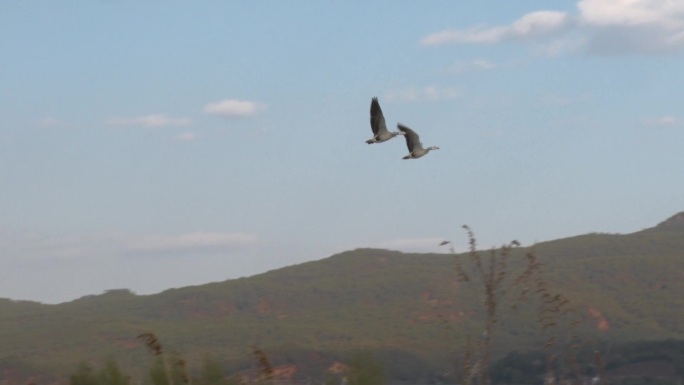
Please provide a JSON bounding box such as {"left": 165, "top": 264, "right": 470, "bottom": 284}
{"left": 441, "top": 225, "right": 583, "bottom": 385}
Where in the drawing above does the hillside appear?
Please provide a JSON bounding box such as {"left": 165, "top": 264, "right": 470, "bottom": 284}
{"left": 1, "top": 213, "right": 684, "bottom": 383}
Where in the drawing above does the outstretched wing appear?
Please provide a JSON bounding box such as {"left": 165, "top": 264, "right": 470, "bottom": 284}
{"left": 397, "top": 123, "right": 421, "bottom": 151}
{"left": 370, "top": 97, "right": 387, "bottom": 136}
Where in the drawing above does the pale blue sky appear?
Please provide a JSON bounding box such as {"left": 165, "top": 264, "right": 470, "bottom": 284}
{"left": 2, "top": 1, "right": 683, "bottom": 303}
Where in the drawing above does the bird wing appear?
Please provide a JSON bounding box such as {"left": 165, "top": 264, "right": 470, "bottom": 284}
{"left": 370, "top": 97, "right": 387, "bottom": 136}
{"left": 397, "top": 123, "right": 421, "bottom": 151}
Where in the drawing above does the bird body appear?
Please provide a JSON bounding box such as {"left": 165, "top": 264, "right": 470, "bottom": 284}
{"left": 398, "top": 123, "right": 439, "bottom": 159}
{"left": 366, "top": 97, "right": 405, "bottom": 144}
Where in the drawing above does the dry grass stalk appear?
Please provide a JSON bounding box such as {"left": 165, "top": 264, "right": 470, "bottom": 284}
{"left": 511, "top": 247, "right": 587, "bottom": 383}
{"left": 443, "top": 226, "right": 525, "bottom": 385}
{"left": 593, "top": 350, "right": 607, "bottom": 385}
{"left": 174, "top": 357, "right": 191, "bottom": 385}
{"left": 137, "top": 333, "right": 163, "bottom": 356}
{"left": 458, "top": 335, "right": 474, "bottom": 385}
{"left": 137, "top": 332, "right": 175, "bottom": 385}
{"left": 442, "top": 226, "right": 588, "bottom": 385}
{"left": 252, "top": 346, "right": 274, "bottom": 384}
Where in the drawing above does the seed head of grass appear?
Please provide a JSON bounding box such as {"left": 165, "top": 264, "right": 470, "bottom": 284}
{"left": 137, "top": 333, "right": 163, "bottom": 356}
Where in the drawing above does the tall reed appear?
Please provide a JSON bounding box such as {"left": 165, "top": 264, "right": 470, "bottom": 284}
{"left": 137, "top": 333, "right": 176, "bottom": 385}
{"left": 442, "top": 225, "right": 583, "bottom": 385}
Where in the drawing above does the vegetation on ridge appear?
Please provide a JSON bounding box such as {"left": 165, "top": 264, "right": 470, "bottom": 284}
{"left": 0, "top": 217, "right": 683, "bottom": 384}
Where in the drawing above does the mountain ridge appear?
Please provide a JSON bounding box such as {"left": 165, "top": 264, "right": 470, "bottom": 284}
{"left": 1, "top": 213, "right": 683, "bottom": 382}
{"left": 654, "top": 211, "right": 684, "bottom": 230}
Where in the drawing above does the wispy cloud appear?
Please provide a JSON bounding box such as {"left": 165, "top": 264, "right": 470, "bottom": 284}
{"left": 203, "top": 99, "right": 264, "bottom": 118}
{"left": 421, "top": 0, "right": 684, "bottom": 55}
{"left": 578, "top": 0, "right": 684, "bottom": 28}
{"left": 0, "top": 231, "right": 258, "bottom": 262}
{"left": 384, "top": 85, "right": 459, "bottom": 103}
{"left": 126, "top": 232, "right": 257, "bottom": 254}
{"left": 37, "top": 117, "right": 65, "bottom": 128}
{"left": 578, "top": 0, "right": 684, "bottom": 54}
{"left": 106, "top": 114, "right": 192, "bottom": 128}
{"left": 446, "top": 59, "right": 496, "bottom": 75}
{"left": 421, "top": 11, "right": 569, "bottom": 46}
{"left": 173, "top": 132, "right": 197, "bottom": 142}
{"left": 0, "top": 230, "right": 260, "bottom": 303}
{"left": 647, "top": 115, "right": 678, "bottom": 126}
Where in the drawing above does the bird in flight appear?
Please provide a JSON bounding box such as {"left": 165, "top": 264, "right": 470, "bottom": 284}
{"left": 366, "top": 97, "right": 405, "bottom": 144}
{"left": 398, "top": 124, "right": 440, "bottom": 159}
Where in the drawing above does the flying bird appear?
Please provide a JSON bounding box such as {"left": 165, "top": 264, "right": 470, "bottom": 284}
{"left": 366, "top": 97, "right": 405, "bottom": 144}
{"left": 398, "top": 124, "right": 440, "bottom": 159}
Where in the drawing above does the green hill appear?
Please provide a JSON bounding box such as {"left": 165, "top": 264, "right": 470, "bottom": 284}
{"left": 1, "top": 213, "right": 684, "bottom": 383}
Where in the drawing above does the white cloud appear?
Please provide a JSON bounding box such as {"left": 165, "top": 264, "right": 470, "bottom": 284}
{"left": 37, "top": 117, "right": 63, "bottom": 128}
{"left": 0, "top": 231, "right": 258, "bottom": 262}
{"left": 648, "top": 115, "right": 678, "bottom": 126}
{"left": 0, "top": 232, "right": 106, "bottom": 261}
{"left": 106, "top": 114, "right": 192, "bottom": 128}
{"left": 384, "top": 85, "right": 459, "bottom": 103}
{"left": 374, "top": 237, "right": 446, "bottom": 253}
{"left": 203, "top": 99, "right": 263, "bottom": 118}
{"left": 173, "top": 132, "right": 197, "bottom": 142}
{"left": 447, "top": 59, "right": 496, "bottom": 75}
{"left": 421, "top": 11, "right": 569, "bottom": 46}
{"left": 578, "top": 0, "right": 684, "bottom": 53}
{"left": 126, "top": 232, "right": 257, "bottom": 254}
{"left": 578, "top": 0, "right": 684, "bottom": 28}
{"left": 0, "top": 230, "right": 260, "bottom": 303}
{"left": 421, "top": 25, "right": 508, "bottom": 45}
{"left": 510, "top": 11, "right": 571, "bottom": 37}
{"left": 421, "top": 0, "right": 684, "bottom": 54}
